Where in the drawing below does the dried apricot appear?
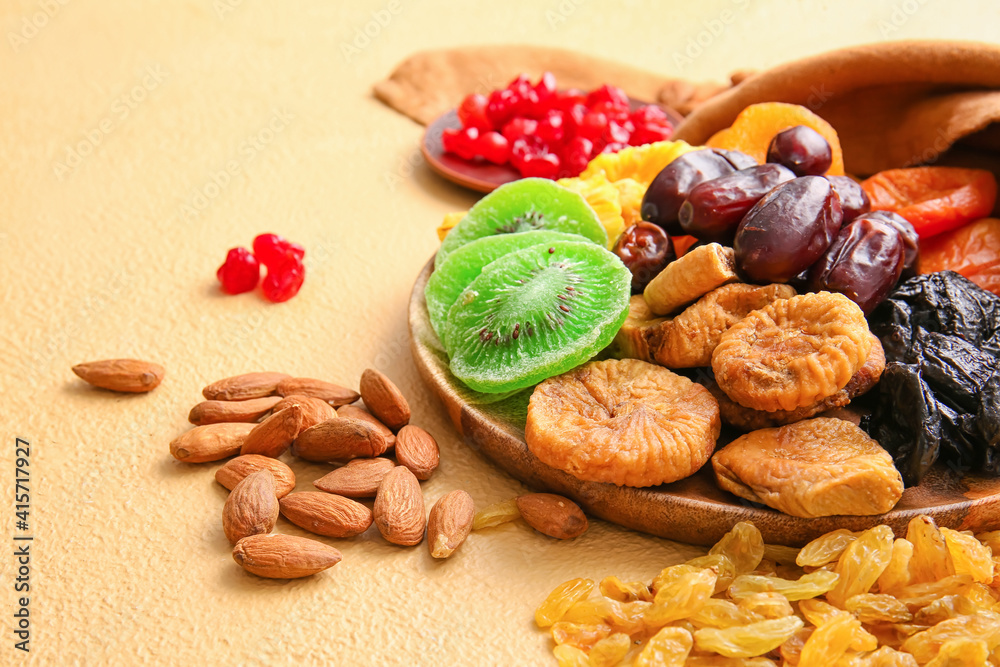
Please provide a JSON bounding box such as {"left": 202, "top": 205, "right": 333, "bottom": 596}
{"left": 694, "top": 616, "right": 803, "bottom": 658}
{"left": 918, "top": 217, "right": 1000, "bottom": 296}
{"left": 712, "top": 292, "right": 873, "bottom": 412}
{"left": 705, "top": 102, "right": 844, "bottom": 175}
{"left": 712, "top": 418, "right": 904, "bottom": 518}
{"left": 634, "top": 626, "right": 692, "bottom": 667}
{"left": 536, "top": 578, "right": 595, "bottom": 628}
{"left": 828, "top": 525, "right": 896, "bottom": 607}
{"left": 860, "top": 167, "right": 997, "bottom": 238}
{"left": 525, "top": 359, "right": 720, "bottom": 487}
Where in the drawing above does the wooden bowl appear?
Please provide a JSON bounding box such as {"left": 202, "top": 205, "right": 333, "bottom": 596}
{"left": 409, "top": 259, "right": 1000, "bottom": 547}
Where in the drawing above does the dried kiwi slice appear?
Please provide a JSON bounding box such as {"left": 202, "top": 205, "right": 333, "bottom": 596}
{"left": 426, "top": 230, "right": 590, "bottom": 349}
{"left": 446, "top": 240, "right": 631, "bottom": 393}
{"left": 435, "top": 178, "right": 607, "bottom": 269}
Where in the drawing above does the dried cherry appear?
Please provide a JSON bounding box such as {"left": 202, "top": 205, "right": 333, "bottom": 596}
{"left": 612, "top": 222, "right": 675, "bottom": 293}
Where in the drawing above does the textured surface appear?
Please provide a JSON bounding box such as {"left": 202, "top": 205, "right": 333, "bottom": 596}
{"left": 2, "top": 1, "right": 1000, "bottom": 664}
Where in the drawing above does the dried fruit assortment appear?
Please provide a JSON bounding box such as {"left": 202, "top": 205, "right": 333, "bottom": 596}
{"left": 535, "top": 518, "right": 1000, "bottom": 665}
{"left": 442, "top": 72, "right": 675, "bottom": 180}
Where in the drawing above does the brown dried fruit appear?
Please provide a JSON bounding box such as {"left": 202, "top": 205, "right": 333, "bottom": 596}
{"left": 169, "top": 423, "right": 254, "bottom": 463}
{"left": 644, "top": 242, "right": 738, "bottom": 316}
{"left": 202, "top": 372, "right": 290, "bottom": 401}
{"left": 336, "top": 404, "right": 396, "bottom": 448}
{"left": 222, "top": 470, "right": 279, "bottom": 545}
{"left": 278, "top": 492, "right": 372, "bottom": 538}
{"left": 271, "top": 394, "right": 336, "bottom": 432}
{"left": 426, "top": 489, "right": 474, "bottom": 558}
{"left": 313, "top": 457, "right": 395, "bottom": 498}
{"left": 215, "top": 455, "right": 296, "bottom": 498}
{"left": 239, "top": 405, "right": 303, "bottom": 458}
{"left": 614, "top": 284, "right": 797, "bottom": 368}
{"left": 710, "top": 335, "right": 885, "bottom": 430}
{"left": 516, "top": 493, "right": 589, "bottom": 540}
{"left": 188, "top": 396, "right": 282, "bottom": 425}
{"left": 274, "top": 377, "right": 359, "bottom": 406}
{"left": 712, "top": 418, "right": 903, "bottom": 518}
{"left": 232, "top": 534, "right": 341, "bottom": 579}
{"left": 72, "top": 358, "right": 165, "bottom": 393}
{"left": 293, "top": 417, "right": 389, "bottom": 463}
{"left": 373, "top": 466, "right": 424, "bottom": 546}
{"left": 359, "top": 368, "right": 410, "bottom": 431}
{"left": 712, "top": 292, "right": 873, "bottom": 412}
{"left": 394, "top": 425, "right": 440, "bottom": 480}
{"left": 525, "top": 358, "right": 720, "bottom": 487}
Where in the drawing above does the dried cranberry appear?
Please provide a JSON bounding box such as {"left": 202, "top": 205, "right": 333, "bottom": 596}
{"left": 457, "top": 93, "right": 491, "bottom": 131}
{"left": 253, "top": 233, "right": 305, "bottom": 269}
{"left": 216, "top": 247, "right": 260, "bottom": 295}
{"left": 262, "top": 262, "right": 305, "bottom": 303}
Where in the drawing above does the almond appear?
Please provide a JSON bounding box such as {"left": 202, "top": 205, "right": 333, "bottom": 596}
{"left": 279, "top": 492, "right": 373, "bottom": 538}
{"left": 215, "top": 455, "right": 296, "bottom": 498}
{"left": 275, "top": 377, "right": 360, "bottom": 406}
{"left": 336, "top": 404, "right": 396, "bottom": 448}
{"left": 272, "top": 394, "right": 336, "bottom": 433}
{"left": 232, "top": 534, "right": 341, "bottom": 579}
{"left": 313, "top": 457, "right": 396, "bottom": 498}
{"left": 359, "top": 368, "right": 410, "bottom": 431}
{"left": 395, "top": 425, "right": 440, "bottom": 480}
{"left": 515, "top": 493, "right": 588, "bottom": 540}
{"left": 170, "top": 423, "right": 255, "bottom": 463}
{"left": 188, "top": 396, "right": 282, "bottom": 426}
{"left": 202, "top": 372, "right": 291, "bottom": 401}
{"left": 222, "top": 470, "right": 279, "bottom": 545}
{"left": 427, "top": 490, "right": 474, "bottom": 559}
{"left": 72, "top": 358, "right": 165, "bottom": 393}
{"left": 293, "top": 417, "right": 388, "bottom": 463}
{"left": 240, "top": 405, "right": 303, "bottom": 458}
{"left": 373, "top": 466, "right": 425, "bottom": 546}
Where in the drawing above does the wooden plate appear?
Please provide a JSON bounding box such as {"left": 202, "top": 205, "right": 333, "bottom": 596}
{"left": 421, "top": 99, "right": 684, "bottom": 193}
{"left": 409, "top": 259, "right": 1000, "bottom": 547}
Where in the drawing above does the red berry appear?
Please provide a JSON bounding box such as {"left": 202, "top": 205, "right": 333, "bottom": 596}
{"left": 630, "top": 122, "right": 674, "bottom": 146}
{"left": 252, "top": 233, "right": 305, "bottom": 269}
{"left": 475, "top": 131, "right": 510, "bottom": 165}
{"left": 458, "top": 93, "right": 491, "bottom": 130}
{"left": 216, "top": 247, "right": 260, "bottom": 295}
{"left": 262, "top": 262, "right": 305, "bottom": 303}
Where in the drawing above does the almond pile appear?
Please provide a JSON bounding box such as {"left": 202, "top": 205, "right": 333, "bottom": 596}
{"left": 165, "top": 367, "right": 586, "bottom": 580}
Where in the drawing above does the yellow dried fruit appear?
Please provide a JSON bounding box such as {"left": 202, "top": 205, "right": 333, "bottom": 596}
{"left": 613, "top": 177, "right": 645, "bottom": 227}
{"left": 525, "top": 359, "right": 720, "bottom": 487}
{"left": 686, "top": 554, "right": 737, "bottom": 594}
{"left": 581, "top": 140, "right": 698, "bottom": 188}
{"left": 685, "top": 657, "right": 778, "bottom": 667}
{"left": 737, "top": 592, "right": 793, "bottom": 619}
{"left": 645, "top": 567, "right": 717, "bottom": 628}
{"left": 552, "top": 644, "right": 589, "bottom": 667}
{"left": 798, "top": 614, "right": 869, "bottom": 665}
{"left": 599, "top": 576, "right": 652, "bottom": 603}
{"left": 894, "top": 574, "right": 976, "bottom": 611}
{"left": 913, "top": 594, "right": 983, "bottom": 625}
{"left": 762, "top": 544, "right": 801, "bottom": 566}
{"left": 828, "top": 525, "right": 896, "bottom": 607}
{"left": 588, "top": 633, "right": 631, "bottom": 667}
{"left": 634, "top": 625, "right": 693, "bottom": 667}
{"left": 863, "top": 646, "right": 920, "bottom": 666}
{"left": 797, "top": 529, "right": 860, "bottom": 568}
{"left": 712, "top": 292, "right": 873, "bottom": 412}
{"left": 472, "top": 498, "right": 520, "bottom": 530}
{"left": 844, "top": 593, "right": 913, "bottom": 623}
{"left": 694, "top": 616, "right": 804, "bottom": 658}
{"left": 613, "top": 283, "right": 797, "bottom": 369}
{"left": 940, "top": 527, "right": 994, "bottom": 584}
{"left": 900, "top": 611, "right": 1000, "bottom": 663}
{"left": 906, "top": 515, "right": 956, "bottom": 584}
{"left": 710, "top": 522, "right": 766, "bottom": 575}
{"left": 712, "top": 418, "right": 904, "bottom": 518}
{"left": 557, "top": 173, "right": 625, "bottom": 247}
{"left": 551, "top": 621, "right": 613, "bottom": 650}
{"left": 728, "top": 570, "right": 840, "bottom": 601}
{"left": 690, "top": 598, "right": 761, "bottom": 629}
{"left": 536, "top": 578, "right": 595, "bottom": 628}
{"left": 436, "top": 211, "right": 466, "bottom": 241}
{"left": 879, "top": 538, "right": 915, "bottom": 593}
{"left": 644, "top": 243, "right": 739, "bottom": 316}
{"left": 924, "top": 638, "right": 989, "bottom": 667}
{"left": 779, "top": 627, "right": 812, "bottom": 665}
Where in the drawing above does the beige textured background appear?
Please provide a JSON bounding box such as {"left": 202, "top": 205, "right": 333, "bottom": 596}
{"left": 2, "top": 1, "right": 998, "bottom": 664}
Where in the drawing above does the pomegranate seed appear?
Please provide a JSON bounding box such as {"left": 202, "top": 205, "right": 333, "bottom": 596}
{"left": 475, "top": 131, "right": 510, "bottom": 165}
{"left": 253, "top": 233, "right": 305, "bottom": 269}
{"left": 216, "top": 247, "right": 260, "bottom": 295}
{"left": 442, "top": 127, "right": 481, "bottom": 161}
{"left": 458, "top": 93, "right": 491, "bottom": 130}
{"left": 502, "top": 118, "right": 538, "bottom": 144}
{"left": 560, "top": 136, "right": 593, "bottom": 177}
{"left": 518, "top": 152, "right": 560, "bottom": 179}
{"left": 262, "top": 262, "right": 305, "bottom": 303}
{"left": 536, "top": 110, "right": 566, "bottom": 146}
{"left": 485, "top": 89, "right": 516, "bottom": 128}
{"left": 586, "top": 84, "right": 630, "bottom": 112}
{"left": 578, "top": 111, "right": 608, "bottom": 141}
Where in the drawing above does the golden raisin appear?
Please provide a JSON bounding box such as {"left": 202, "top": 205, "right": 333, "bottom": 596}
{"left": 828, "top": 525, "right": 895, "bottom": 607}
{"left": 798, "top": 614, "right": 869, "bottom": 665}
{"left": 863, "top": 645, "right": 920, "bottom": 666}
{"left": 552, "top": 644, "right": 590, "bottom": 667}
{"left": 693, "top": 616, "right": 804, "bottom": 658}
{"left": 924, "top": 638, "right": 989, "bottom": 667}
{"left": 690, "top": 598, "right": 761, "bottom": 629}
{"left": 645, "top": 568, "right": 717, "bottom": 628}
{"left": 737, "top": 592, "right": 794, "bottom": 619}
{"left": 599, "top": 576, "right": 652, "bottom": 603}
{"left": 763, "top": 543, "right": 801, "bottom": 566}
{"left": 711, "top": 292, "right": 872, "bottom": 412}
{"left": 779, "top": 627, "right": 812, "bottom": 665}
{"left": 472, "top": 498, "right": 520, "bottom": 530}
{"left": 844, "top": 593, "right": 913, "bottom": 623}
{"left": 900, "top": 611, "right": 1000, "bottom": 663}
{"left": 913, "top": 594, "right": 983, "bottom": 626}
{"left": 634, "top": 626, "right": 693, "bottom": 667}
{"left": 940, "top": 527, "right": 994, "bottom": 584}
{"left": 797, "top": 529, "right": 860, "bottom": 568}
{"left": 727, "top": 570, "right": 840, "bottom": 601}
{"left": 550, "top": 621, "right": 612, "bottom": 650}
{"left": 686, "top": 554, "right": 738, "bottom": 594}
{"left": 878, "top": 538, "right": 915, "bottom": 593}
{"left": 536, "top": 578, "right": 596, "bottom": 628}
{"left": 587, "top": 632, "right": 631, "bottom": 667}
{"left": 906, "top": 515, "right": 955, "bottom": 584}
{"left": 709, "top": 522, "right": 765, "bottom": 575}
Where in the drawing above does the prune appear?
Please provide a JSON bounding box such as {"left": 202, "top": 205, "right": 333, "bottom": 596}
{"left": 612, "top": 222, "right": 675, "bottom": 293}
{"left": 766, "top": 125, "right": 833, "bottom": 176}
{"left": 807, "top": 217, "right": 905, "bottom": 313}
{"left": 870, "top": 363, "right": 942, "bottom": 486}
{"left": 863, "top": 210, "right": 919, "bottom": 276}
{"left": 827, "top": 175, "right": 871, "bottom": 223}
{"left": 678, "top": 164, "right": 795, "bottom": 244}
{"left": 642, "top": 149, "right": 737, "bottom": 234}
{"left": 734, "top": 176, "right": 843, "bottom": 284}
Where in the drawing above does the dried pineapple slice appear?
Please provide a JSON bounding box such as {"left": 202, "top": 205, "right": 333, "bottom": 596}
{"left": 711, "top": 418, "right": 904, "bottom": 518}
{"left": 581, "top": 140, "right": 698, "bottom": 188}
{"left": 525, "top": 358, "right": 720, "bottom": 487}
{"left": 557, "top": 173, "right": 625, "bottom": 247}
